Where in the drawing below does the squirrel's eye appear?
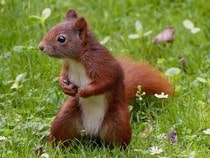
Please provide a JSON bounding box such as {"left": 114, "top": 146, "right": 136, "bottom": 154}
{"left": 57, "top": 36, "right": 66, "bottom": 43}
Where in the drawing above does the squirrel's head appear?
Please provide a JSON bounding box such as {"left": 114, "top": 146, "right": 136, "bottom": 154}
{"left": 39, "top": 9, "right": 88, "bottom": 59}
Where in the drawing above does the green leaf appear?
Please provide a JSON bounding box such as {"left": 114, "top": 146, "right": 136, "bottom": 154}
{"left": 189, "top": 151, "right": 195, "bottom": 158}
{"left": 157, "top": 58, "right": 165, "bottom": 64}
{"left": 4, "top": 129, "right": 13, "bottom": 136}
{"left": 13, "top": 45, "right": 24, "bottom": 52}
{"left": 143, "top": 30, "right": 152, "bottom": 36}
{"left": 10, "top": 73, "right": 27, "bottom": 90}
{"left": 183, "top": 19, "right": 200, "bottom": 34}
{"left": 100, "top": 36, "right": 110, "bottom": 45}
{"left": 128, "top": 34, "right": 140, "bottom": 39}
{"left": 0, "top": 0, "right": 5, "bottom": 5}
{"left": 10, "top": 82, "right": 19, "bottom": 89}
{"left": 15, "top": 73, "right": 27, "bottom": 82}
{"left": 41, "top": 8, "right": 51, "bottom": 20}
{"left": 165, "top": 67, "right": 181, "bottom": 76}
{"left": 183, "top": 19, "right": 194, "bottom": 30}
{"left": 29, "top": 15, "right": 41, "bottom": 20}
{"left": 191, "top": 27, "right": 200, "bottom": 34}
{"left": 196, "top": 77, "right": 207, "bottom": 83}
{"left": 135, "top": 20, "right": 143, "bottom": 33}
{"left": 128, "top": 105, "right": 133, "bottom": 112}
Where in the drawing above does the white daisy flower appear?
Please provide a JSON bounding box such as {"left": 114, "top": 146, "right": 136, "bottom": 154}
{"left": 150, "top": 146, "right": 164, "bottom": 155}
{"left": 154, "top": 92, "right": 169, "bottom": 99}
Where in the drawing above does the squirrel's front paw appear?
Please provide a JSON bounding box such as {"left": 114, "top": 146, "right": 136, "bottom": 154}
{"left": 78, "top": 88, "right": 91, "bottom": 98}
{"left": 61, "top": 80, "right": 78, "bottom": 96}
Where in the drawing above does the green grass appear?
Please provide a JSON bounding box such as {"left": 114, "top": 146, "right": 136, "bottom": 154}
{"left": 0, "top": 0, "right": 209, "bottom": 157}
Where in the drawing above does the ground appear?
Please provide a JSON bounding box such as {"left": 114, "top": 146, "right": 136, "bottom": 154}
{"left": 0, "top": 0, "right": 209, "bottom": 157}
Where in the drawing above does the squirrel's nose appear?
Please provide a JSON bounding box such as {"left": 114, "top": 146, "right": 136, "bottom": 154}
{"left": 38, "top": 43, "right": 45, "bottom": 51}
{"left": 39, "top": 45, "right": 44, "bottom": 51}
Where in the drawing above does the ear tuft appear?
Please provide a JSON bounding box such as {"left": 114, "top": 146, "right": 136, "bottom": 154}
{"left": 65, "top": 9, "right": 78, "bottom": 21}
{"left": 73, "top": 17, "right": 87, "bottom": 30}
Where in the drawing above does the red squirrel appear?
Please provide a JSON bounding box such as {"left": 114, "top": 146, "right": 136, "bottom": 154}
{"left": 39, "top": 9, "right": 173, "bottom": 149}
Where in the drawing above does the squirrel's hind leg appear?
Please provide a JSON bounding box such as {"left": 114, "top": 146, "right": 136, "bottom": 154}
{"left": 49, "top": 97, "right": 83, "bottom": 147}
{"left": 99, "top": 103, "right": 131, "bottom": 149}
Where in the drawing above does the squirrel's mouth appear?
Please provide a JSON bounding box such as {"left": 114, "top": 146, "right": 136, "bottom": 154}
{"left": 47, "top": 53, "right": 66, "bottom": 58}
{"left": 45, "top": 54, "right": 60, "bottom": 58}
{"left": 40, "top": 49, "right": 59, "bottom": 58}
{"left": 48, "top": 54, "right": 58, "bottom": 57}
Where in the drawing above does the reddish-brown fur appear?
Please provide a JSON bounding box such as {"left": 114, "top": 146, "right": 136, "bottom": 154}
{"left": 39, "top": 9, "right": 173, "bottom": 149}
{"left": 119, "top": 58, "right": 173, "bottom": 104}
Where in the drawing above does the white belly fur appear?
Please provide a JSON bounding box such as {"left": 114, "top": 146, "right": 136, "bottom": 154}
{"left": 68, "top": 59, "right": 107, "bottom": 136}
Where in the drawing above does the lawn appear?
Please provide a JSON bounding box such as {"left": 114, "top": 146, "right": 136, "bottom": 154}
{"left": 0, "top": 0, "right": 209, "bottom": 157}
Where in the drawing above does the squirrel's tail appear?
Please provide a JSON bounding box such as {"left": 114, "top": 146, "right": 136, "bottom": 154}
{"left": 119, "top": 58, "right": 173, "bottom": 104}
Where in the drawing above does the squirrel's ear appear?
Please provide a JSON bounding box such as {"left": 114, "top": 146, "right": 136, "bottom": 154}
{"left": 73, "top": 17, "right": 87, "bottom": 40}
{"left": 73, "top": 17, "right": 87, "bottom": 30}
{"left": 65, "top": 9, "right": 78, "bottom": 21}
